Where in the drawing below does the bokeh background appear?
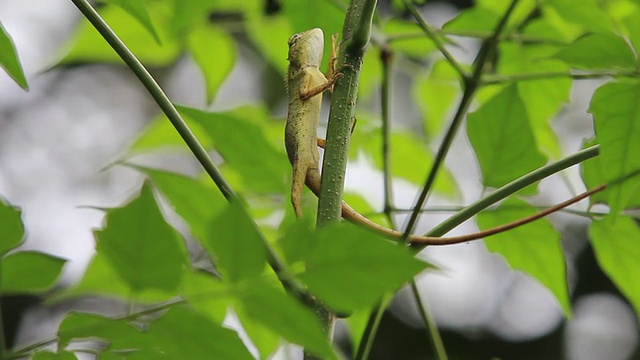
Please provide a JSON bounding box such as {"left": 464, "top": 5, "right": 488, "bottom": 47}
{"left": 0, "top": 0, "right": 638, "bottom": 359}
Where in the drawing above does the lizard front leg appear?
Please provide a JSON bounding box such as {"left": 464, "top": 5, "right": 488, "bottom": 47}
{"left": 300, "top": 71, "right": 343, "bottom": 100}
{"left": 300, "top": 33, "right": 343, "bottom": 100}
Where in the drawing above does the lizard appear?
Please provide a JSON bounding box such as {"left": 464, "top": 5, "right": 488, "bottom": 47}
{"left": 284, "top": 28, "right": 609, "bottom": 245}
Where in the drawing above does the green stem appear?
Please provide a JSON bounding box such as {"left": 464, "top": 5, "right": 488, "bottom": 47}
{"left": 410, "top": 281, "right": 447, "bottom": 360}
{"left": 386, "top": 29, "right": 569, "bottom": 46}
{"left": 401, "top": 0, "right": 520, "bottom": 241}
{"left": 69, "top": 0, "right": 307, "bottom": 307}
{"left": 312, "top": 1, "right": 378, "bottom": 357}
{"left": 482, "top": 69, "right": 640, "bottom": 83}
{"left": 380, "top": 46, "right": 396, "bottom": 227}
{"left": 354, "top": 296, "right": 390, "bottom": 360}
{"left": 405, "top": 0, "right": 468, "bottom": 78}
{"left": 419, "top": 145, "right": 599, "bottom": 240}
{"left": 316, "top": 0, "right": 377, "bottom": 226}
{"left": 390, "top": 206, "right": 612, "bottom": 218}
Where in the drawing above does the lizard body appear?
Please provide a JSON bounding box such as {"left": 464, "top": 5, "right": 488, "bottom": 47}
{"left": 285, "top": 28, "right": 339, "bottom": 218}
{"left": 285, "top": 28, "right": 606, "bottom": 245}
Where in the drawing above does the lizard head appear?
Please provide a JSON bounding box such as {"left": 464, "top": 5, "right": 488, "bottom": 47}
{"left": 287, "top": 28, "right": 324, "bottom": 68}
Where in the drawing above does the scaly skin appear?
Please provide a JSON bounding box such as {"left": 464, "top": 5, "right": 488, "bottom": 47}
{"left": 285, "top": 28, "right": 607, "bottom": 245}
{"left": 285, "top": 28, "right": 339, "bottom": 218}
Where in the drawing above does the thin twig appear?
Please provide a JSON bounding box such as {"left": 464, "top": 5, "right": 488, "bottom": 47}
{"left": 404, "top": 0, "right": 468, "bottom": 78}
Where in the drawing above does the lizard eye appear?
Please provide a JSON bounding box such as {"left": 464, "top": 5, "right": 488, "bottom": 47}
{"left": 288, "top": 34, "right": 300, "bottom": 47}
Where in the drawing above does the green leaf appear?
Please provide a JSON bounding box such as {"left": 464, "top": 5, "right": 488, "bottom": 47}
{"left": 444, "top": 0, "right": 537, "bottom": 33}
{"left": 246, "top": 12, "right": 292, "bottom": 75}
{"left": 498, "top": 43, "right": 570, "bottom": 157}
{"left": 622, "top": 10, "right": 640, "bottom": 56}
{"left": 389, "top": 132, "right": 458, "bottom": 194}
{"left": 1, "top": 251, "right": 66, "bottom": 293}
{"left": 443, "top": 6, "right": 500, "bottom": 33}
{"left": 180, "top": 269, "right": 230, "bottom": 323}
{"left": 206, "top": 200, "right": 267, "bottom": 283}
{"left": 0, "top": 21, "right": 28, "bottom": 90}
{"left": 580, "top": 139, "right": 608, "bottom": 205}
{"left": 108, "top": 0, "right": 161, "bottom": 43}
{"left": 148, "top": 306, "right": 253, "bottom": 360}
{"left": 554, "top": 33, "right": 636, "bottom": 70}
{"left": 140, "top": 167, "right": 226, "bottom": 241}
{"left": 546, "top": 0, "right": 615, "bottom": 34}
{"left": 589, "top": 81, "right": 640, "bottom": 217}
{"left": 350, "top": 123, "right": 458, "bottom": 197}
{"left": 32, "top": 351, "right": 77, "bottom": 360}
{"left": 581, "top": 139, "right": 640, "bottom": 208}
{"left": 234, "top": 305, "right": 280, "bottom": 359}
{"left": 414, "top": 60, "right": 460, "bottom": 137}
{"left": 478, "top": 198, "right": 570, "bottom": 316}
{"left": 0, "top": 197, "right": 24, "bottom": 256}
{"left": 70, "top": 251, "right": 172, "bottom": 301}
{"left": 95, "top": 182, "right": 187, "bottom": 294}
{"left": 589, "top": 216, "right": 640, "bottom": 317}
{"left": 357, "top": 48, "right": 382, "bottom": 101}
{"left": 521, "top": 15, "right": 573, "bottom": 43}
{"left": 278, "top": 218, "right": 316, "bottom": 265}
{"left": 58, "top": 312, "right": 140, "bottom": 348}
{"left": 382, "top": 19, "right": 437, "bottom": 57}
{"left": 59, "top": 3, "right": 180, "bottom": 66}
{"left": 467, "top": 84, "right": 548, "bottom": 191}
{"left": 187, "top": 25, "right": 236, "bottom": 104}
{"left": 283, "top": 0, "right": 343, "bottom": 40}
{"left": 238, "top": 281, "right": 336, "bottom": 359}
{"left": 477, "top": 0, "right": 537, "bottom": 27}
{"left": 299, "top": 223, "right": 430, "bottom": 312}
{"left": 129, "top": 112, "right": 212, "bottom": 152}
{"left": 178, "top": 105, "right": 290, "bottom": 194}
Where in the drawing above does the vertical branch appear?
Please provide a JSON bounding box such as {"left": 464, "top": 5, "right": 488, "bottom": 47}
{"left": 309, "top": 0, "right": 378, "bottom": 358}
{"left": 380, "top": 46, "right": 396, "bottom": 226}
{"left": 316, "top": 0, "right": 378, "bottom": 227}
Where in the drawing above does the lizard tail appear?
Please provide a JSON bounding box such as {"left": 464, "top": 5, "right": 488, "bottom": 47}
{"left": 304, "top": 169, "right": 413, "bottom": 240}
{"left": 304, "top": 170, "right": 607, "bottom": 246}
{"left": 291, "top": 162, "right": 308, "bottom": 217}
